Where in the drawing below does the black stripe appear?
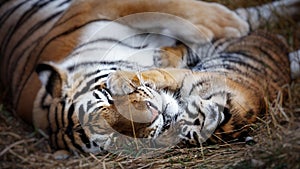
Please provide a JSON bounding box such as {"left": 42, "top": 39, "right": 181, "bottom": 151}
{"left": 200, "top": 59, "right": 261, "bottom": 77}
{"left": 0, "top": 0, "right": 9, "bottom": 7}
{"left": 0, "top": 0, "right": 30, "bottom": 67}
{"left": 255, "top": 7, "right": 262, "bottom": 30}
{"left": 40, "top": 92, "right": 50, "bottom": 109}
{"left": 95, "top": 74, "right": 109, "bottom": 82}
{"left": 78, "top": 105, "right": 85, "bottom": 125}
{"left": 67, "top": 60, "right": 139, "bottom": 72}
{"left": 226, "top": 52, "right": 272, "bottom": 70}
{"left": 186, "top": 132, "right": 191, "bottom": 139}
{"left": 85, "top": 69, "right": 102, "bottom": 77}
{"left": 0, "top": 0, "right": 29, "bottom": 30}
{"left": 93, "top": 92, "right": 101, "bottom": 100}
{"left": 87, "top": 107, "right": 97, "bottom": 125}
{"left": 85, "top": 68, "right": 114, "bottom": 80}
{"left": 45, "top": 71, "right": 59, "bottom": 97}
{"left": 3, "top": 0, "right": 53, "bottom": 62}
{"left": 88, "top": 125, "right": 101, "bottom": 136}
{"left": 55, "top": 102, "right": 61, "bottom": 130}
{"left": 56, "top": 14, "right": 109, "bottom": 28}
{"left": 208, "top": 38, "right": 233, "bottom": 56}
{"left": 255, "top": 47, "right": 286, "bottom": 78}
{"left": 86, "top": 100, "right": 93, "bottom": 112}
{"left": 188, "top": 79, "right": 207, "bottom": 96}
{"left": 77, "top": 128, "right": 91, "bottom": 149}
{"left": 59, "top": 100, "right": 69, "bottom": 150}
{"left": 73, "top": 77, "right": 99, "bottom": 99}
{"left": 57, "top": 0, "right": 71, "bottom": 7}
{"left": 60, "top": 100, "right": 66, "bottom": 129}
{"left": 219, "top": 107, "right": 232, "bottom": 127}
{"left": 186, "top": 45, "right": 200, "bottom": 67}
{"left": 193, "top": 131, "right": 200, "bottom": 146}
{"left": 101, "top": 89, "right": 114, "bottom": 104}
{"left": 195, "top": 51, "right": 265, "bottom": 72}
{"left": 203, "top": 59, "right": 280, "bottom": 84}
{"left": 19, "top": 0, "right": 53, "bottom": 28}
{"left": 202, "top": 91, "right": 227, "bottom": 100}
{"left": 194, "top": 119, "right": 200, "bottom": 125}
{"left": 53, "top": 102, "right": 60, "bottom": 149}
{"left": 198, "top": 112, "right": 205, "bottom": 132}
{"left": 93, "top": 141, "right": 98, "bottom": 147}
{"left": 190, "top": 101, "right": 206, "bottom": 131}
{"left": 66, "top": 104, "right": 85, "bottom": 152}
{"left": 91, "top": 107, "right": 101, "bottom": 116}
{"left": 8, "top": 10, "right": 64, "bottom": 80}
{"left": 62, "top": 133, "right": 70, "bottom": 151}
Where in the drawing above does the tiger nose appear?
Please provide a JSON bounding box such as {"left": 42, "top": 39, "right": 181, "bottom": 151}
{"left": 146, "top": 101, "right": 159, "bottom": 123}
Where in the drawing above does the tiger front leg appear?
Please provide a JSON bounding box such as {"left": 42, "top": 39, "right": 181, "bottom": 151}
{"left": 178, "top": 96, "right": 224, "bottom": 145}
{"left": 97, "top": 0, "right": 249, "bottom": 43}
{"left": 154, "top": 44, "right": 189, "bottom": 68}
{"left": 107, "top": 68, "right": 192, "bottom": 96}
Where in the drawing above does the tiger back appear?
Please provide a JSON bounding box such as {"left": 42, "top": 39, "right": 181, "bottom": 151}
{"left": 0, "top": 0, "right": 251, "bottom": 154}
{"left": 193, "top": 31, "right": 291, "bottom": 100}
{"left": 0, "top": 0, "right": 248, "bottom": 124}
{"left": 193, "top": 31, "right": 291, "bottom": 141}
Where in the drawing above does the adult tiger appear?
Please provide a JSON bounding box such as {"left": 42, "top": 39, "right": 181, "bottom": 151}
{"left": 0, "top": 0, "right": 299, "bottom": 155}
{"left": 0, "top": 0, "right": 249, "bottom": 154}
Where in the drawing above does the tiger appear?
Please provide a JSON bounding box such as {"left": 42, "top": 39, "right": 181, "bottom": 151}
{"left": 0, "top": 0, "right": 299, "bottom": 155}
{"left": 0, "top": 0, "right": 249, "bottom": 154}
{"left": 107, "top": 31, "right": 293, "bottom": 146}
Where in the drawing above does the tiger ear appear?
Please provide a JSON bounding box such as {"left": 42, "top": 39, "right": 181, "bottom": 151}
{"left": 36, "top": 62, "right": 67, "bottom": 98}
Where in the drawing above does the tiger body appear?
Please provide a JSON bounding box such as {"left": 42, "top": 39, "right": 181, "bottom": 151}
{"left": 109, "top": 31, "right": 291, "bottom": 144}
{"left": 0, "top": 0, "right": 299, "bottom": 154}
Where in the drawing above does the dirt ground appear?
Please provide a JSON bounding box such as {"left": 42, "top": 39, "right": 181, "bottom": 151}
{"left": 1, "top": 0, "right": 300, "bottom": 168}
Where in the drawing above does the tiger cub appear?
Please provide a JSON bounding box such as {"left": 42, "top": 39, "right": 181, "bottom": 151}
{"left": 107, "top": 31, "right": 293, "bottom": 145}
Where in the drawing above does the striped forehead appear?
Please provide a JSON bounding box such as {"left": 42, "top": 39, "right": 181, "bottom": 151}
{"left": 61, "top": 64, "right": 115, "bottom": 99}
{"left": 73, "top": 89, "right": 113, "bottom": 115}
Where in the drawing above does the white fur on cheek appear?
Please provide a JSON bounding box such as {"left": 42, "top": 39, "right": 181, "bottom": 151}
{"left": 161, "top": 92, "right": 180, "bottom": 117}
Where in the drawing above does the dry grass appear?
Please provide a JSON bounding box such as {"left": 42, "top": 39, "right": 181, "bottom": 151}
{"left": 1, "top": 0, "right": 300, "bottom": 168}
{"left": 1, "top": 83, "right": 299, "bottom": 169}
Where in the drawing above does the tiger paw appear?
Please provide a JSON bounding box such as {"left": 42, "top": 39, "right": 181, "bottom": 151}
{"left": 191, "top": 1, "right": 249, "bottom": 40}
{"left": 164, "top": 1, "right": 249, "bottom": 43}
{"left": 107, "top": 69, "right": 180, "bottom": 96}
{"left": 106, "top": 71, "right": 138, "bottom": 96}
{"left": 154, "top": 44, "right": 188, "bottom": 68}
{"left": 52, "top": 150, "right": 71, "bottom": 160}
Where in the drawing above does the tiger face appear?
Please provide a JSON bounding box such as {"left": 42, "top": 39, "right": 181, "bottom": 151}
{"left": 118, "top": 86, "right": 181, "bottom": 137}
{"left": 33, "top": 62, "right": 181, "bottom": 152}
{"left": 82, "top": 85, "right": 181, "bottom": 140}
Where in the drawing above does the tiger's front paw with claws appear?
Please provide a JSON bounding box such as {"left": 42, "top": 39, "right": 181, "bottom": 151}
{"left": 106, "top": 71, "right": 138, "bottom": 96}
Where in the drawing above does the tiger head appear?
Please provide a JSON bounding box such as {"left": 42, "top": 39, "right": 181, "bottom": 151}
{"left": 33, "top": 62, "right": 181, "bottom": 151}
